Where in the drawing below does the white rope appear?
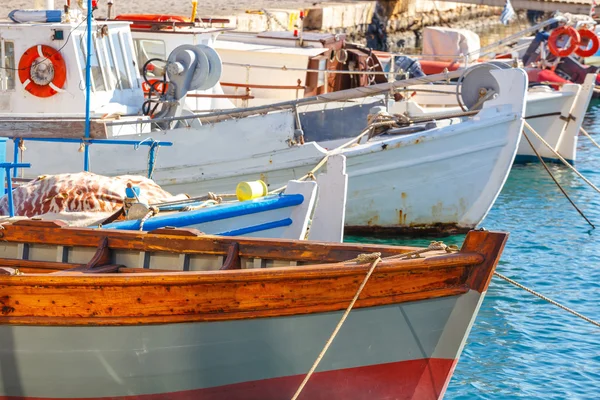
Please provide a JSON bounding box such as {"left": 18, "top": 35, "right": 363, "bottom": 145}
{"left": 523, "top": 121, "right": 600, "bottom": 196}
{"left": 291, "top": 242, "right": 456, "bottom": 399}
{"left": 580, "top": 126, "right": 600, "bottom": 151}
{"left": 494, "top": 272, "right": 600, "bottom": 328}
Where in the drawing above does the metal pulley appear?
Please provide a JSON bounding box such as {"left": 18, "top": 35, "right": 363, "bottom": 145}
{"left": 456, "top": 61, "right": 509, "bottom": 111}
{"left": 166, "top": 44, "right": 222, "bottom": 98}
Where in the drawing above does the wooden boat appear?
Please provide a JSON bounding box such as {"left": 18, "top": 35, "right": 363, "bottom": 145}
{"left": 0, "top": 220, "right": 508, "bottom": 399}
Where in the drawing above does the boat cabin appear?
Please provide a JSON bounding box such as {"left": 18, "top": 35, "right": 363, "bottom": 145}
{"left": 114, "top": 15, "right": 386, "bottom": 108}
{"left": 113, "top": 16, "right": 236, "bottom": 111}
{"left": 0, "top": 19, "right": 143, "bottom": 118}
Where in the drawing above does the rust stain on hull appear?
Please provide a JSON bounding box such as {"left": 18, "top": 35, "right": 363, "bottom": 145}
{"left": 397, "top": 210, "right": 407, "bottom": 226}
{"left": 366, "top": 215, "right": 380, "bottom": 226}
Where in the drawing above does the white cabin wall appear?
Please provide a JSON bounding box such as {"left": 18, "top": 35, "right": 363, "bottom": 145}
{"left": 217, "top": 49, "right": 310, "bottom": 105}
{"left": 0, "top": 24, "right": 87, "bottom": 116}
{"left": 0, "top": 23, "right": 144, "bottom": 117}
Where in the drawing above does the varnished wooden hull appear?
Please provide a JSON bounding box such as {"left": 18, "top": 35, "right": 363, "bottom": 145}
{"left": 0, "top": 222, "right": 507, "bottom": 399}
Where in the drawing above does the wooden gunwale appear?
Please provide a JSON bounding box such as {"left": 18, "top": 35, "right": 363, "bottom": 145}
{"left": 0, "top": 222, "right": 425, "bottom": 263}
{"left": 0, "top": 225, "right": 507, "bottom": 326}
{"left": 0, "top": 253, "right": 483, "bottom": 284}
{"left": 1, "top": 263, "right": 472, "bottom": 326}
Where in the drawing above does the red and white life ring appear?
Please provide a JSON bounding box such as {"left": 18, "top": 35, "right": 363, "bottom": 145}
{"left": 548, "top": 26, "right": 580, "bottom": 58}
{"left": 18, "top": 45, "right": 66, "bottom": 98}
{"left": 575, "top": 28, "right": 600, "bottom": 57}
{"left": 141, "top": 79, "right": 169, "bottom": 93}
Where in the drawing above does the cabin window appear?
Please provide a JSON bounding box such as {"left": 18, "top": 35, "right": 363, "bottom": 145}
{"left": 0, "top": 40, "right": 15, "bottom": 91}
{"left": 317, "top": 58, "right": 327, "bottom": 88}
{"left": 77, "top": 35, "right": 106, "bottom": 92}
{"left": 97, "top": 35, "right": 117, "bottom": 90}
{"left": 133, "top": 39, "right": 166, "bottom": 79}
{"left": 108, "top": 33, "right": 132, "bottom": 89}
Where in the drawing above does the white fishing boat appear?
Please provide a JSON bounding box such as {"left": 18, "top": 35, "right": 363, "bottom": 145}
{"left": 116, "top": 13, "right": 595, "bottom": 165}
{"left": 0, "top": 7, "right": 526, "bottom": 235}
{"left": 393, "top": 71, "right": 596, "bottom": 165}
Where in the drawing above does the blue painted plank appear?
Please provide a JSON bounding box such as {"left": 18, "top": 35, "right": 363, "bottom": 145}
{"left": 216, "top": 218, "right": 293, "bottom": 237}
{"left": 102, "top": 194, "right": 304, "bottom": 231}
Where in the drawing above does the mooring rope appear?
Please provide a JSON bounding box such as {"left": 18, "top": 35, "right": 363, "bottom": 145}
{"left": 523, "top": 121, "right": 600, "bottom": 196}
{"left": 272, "top": 108, "right": 476, "bottom": 195}
{"left": 291, "top": 242, "right": 455, "bottom": 400}
{"left": 580, "top": 126, "right": 600, "bottom": 151}
{"left": 494, "top": 272, "right": 600, "bottom": 328}
{"left": 522, "top": 131, "right": 594, "bottom": 228}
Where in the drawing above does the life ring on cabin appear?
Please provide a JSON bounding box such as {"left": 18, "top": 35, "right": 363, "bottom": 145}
{"left": 18, "top": 45, "right": 67, "bottom": 98}
{"left": 335, "top": 48, "right": 348, "bottom": 64}
{"left": 548, "top": 26, "right": 580, "bottom": 58}
{"left": 575, "top": 28, "right": 600, "bottom": 57}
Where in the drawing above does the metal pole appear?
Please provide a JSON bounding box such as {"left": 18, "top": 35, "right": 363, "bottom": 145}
{"left": 83, "top": 0, "right": 92, "bottom": 171}
{"left": 6, "top": 168, "right": 13, "bottom": 216}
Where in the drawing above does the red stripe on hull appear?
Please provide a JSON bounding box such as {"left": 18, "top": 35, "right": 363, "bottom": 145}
{"left": 1, "top": 358, "right": 457, "bottom": 400}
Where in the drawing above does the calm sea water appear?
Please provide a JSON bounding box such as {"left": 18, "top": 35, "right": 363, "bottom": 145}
{"left": 347, "top": 100, "right": 600, "bottom": 398}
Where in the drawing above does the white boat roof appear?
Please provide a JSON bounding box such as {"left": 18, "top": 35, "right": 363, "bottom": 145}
{"left": 214, "top": 39, "right": 329, "bottom": 57}
{"left": 0, "top": 19, "right": 130, "bottom": 29}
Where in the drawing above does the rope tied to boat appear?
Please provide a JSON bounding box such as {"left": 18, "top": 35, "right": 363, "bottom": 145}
{"left": 580, "top": 126, "right": 600, "bottom": 152}
{"left": 291, "top": 241, "right": 457, "bottom": 399}
{"left": 524, "top": 121, "right": 600, "bottom": 198}
{"left": 138, "top": 206, "right": 158, "bottom": 231}
{"left": 494, "top": 271, "right": 600, "bottom": 328}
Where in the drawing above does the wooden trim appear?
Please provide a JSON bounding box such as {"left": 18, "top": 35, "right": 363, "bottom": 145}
{"left": 1, "top": 221, "right": 425, "bottom": 263}
{"left": 220, "top": 82, "right": 305, "bottom": 90}
{"left": 186, "top": 93, "right": 255, "bottom": 100}
{"left": 463, "top": 230, "right": 509, "bottom": 293}
{"left": 0, "top": 224, "right": 507, "bottom": 326}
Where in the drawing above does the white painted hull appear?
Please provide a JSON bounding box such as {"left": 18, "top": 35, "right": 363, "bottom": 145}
{"left": 6, "top": 70, "right": 526, "bottom": 232}
{"left": 401, "top": 73, "right": 596, "bottom": 164}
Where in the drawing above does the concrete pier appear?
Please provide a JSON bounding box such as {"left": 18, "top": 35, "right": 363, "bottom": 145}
{"left": 204, "top": 1, "right": 501, "bottom": 50}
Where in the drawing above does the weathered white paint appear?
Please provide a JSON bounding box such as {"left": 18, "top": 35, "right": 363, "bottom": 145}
{"left": 10, "top": 69, "right": 526, "bottom": 231}
{"left": 308, "top": 154, "right": 347, "bottom": 242}
{"left": 397, "top": 73, "right": 596, "bottom": 163}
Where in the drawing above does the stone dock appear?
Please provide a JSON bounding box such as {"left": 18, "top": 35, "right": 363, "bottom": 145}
{"left": 203, "top": 1, "right": 503, "bottom": 51}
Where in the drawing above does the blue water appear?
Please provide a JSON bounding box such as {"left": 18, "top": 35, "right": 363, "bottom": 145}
{"left": 348, "top": 100, "right": 600, "bottom": 398}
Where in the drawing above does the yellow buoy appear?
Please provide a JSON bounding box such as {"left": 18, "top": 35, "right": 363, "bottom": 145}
{"left": 236, "top": 180, "right": 268, "bottom": 201}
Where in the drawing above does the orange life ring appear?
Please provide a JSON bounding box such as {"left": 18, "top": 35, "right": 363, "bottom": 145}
{"left": 18, "top": 45, "right": 67, "bottom": 98}
{"left": 115, "top": 14, "right": 188, "bottom": 30}
{"left": 142, "top": 79, "right": 169, "bottom": 94}
{"left": 575, "top": 28, "right": 600, "bottom": 57}
{"left": 548, "top": 26, "right": 580, "bottom": 58}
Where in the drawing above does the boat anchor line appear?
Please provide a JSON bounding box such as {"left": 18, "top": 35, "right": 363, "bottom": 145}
{"left": 580, "top": 126, "right": 600, "bottom": 152}
{"left": 291, "top": 242, "right": 457, "bottom": 400}
{"left": 270, "top": 108, "right": 478, "bottom": 195}
{"left": 521, "top": 131, "right": 594, "bottom": 228}
{"left": 494, "top": 272, "right": 600, "bottom": 329}
{"left": 524, "top": 121, "right": 600, "bottom": 201}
